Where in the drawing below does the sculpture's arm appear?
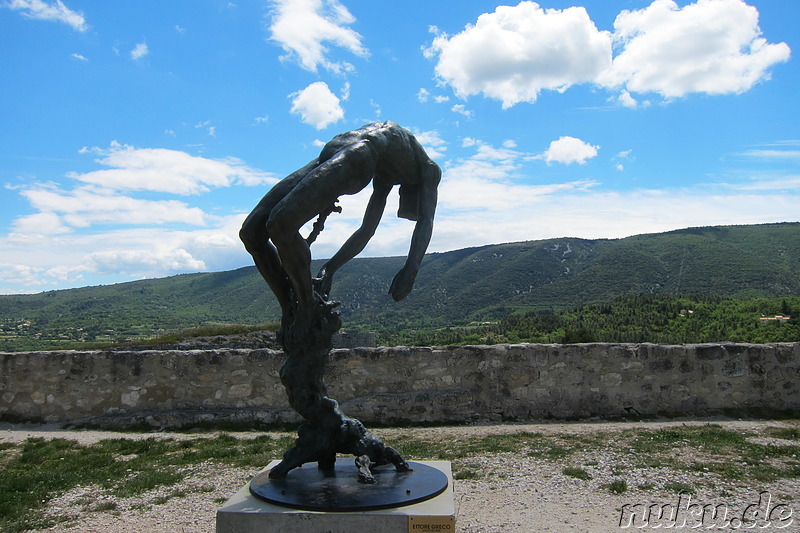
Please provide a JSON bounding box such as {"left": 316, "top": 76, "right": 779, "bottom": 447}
{"left": 389, "top": 162, "right": 441, "bottom": 301}
{"left": 316, "top": 184, "right": 393, "bottom": 294}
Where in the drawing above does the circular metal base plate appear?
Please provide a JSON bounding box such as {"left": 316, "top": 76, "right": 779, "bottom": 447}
{"left": 249, "top": 461, "right": 448, "bottom": 512}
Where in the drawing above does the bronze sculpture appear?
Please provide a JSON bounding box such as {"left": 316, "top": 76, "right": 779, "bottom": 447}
{"left": 240, "top": 121, "right": 440, "bottom": 483}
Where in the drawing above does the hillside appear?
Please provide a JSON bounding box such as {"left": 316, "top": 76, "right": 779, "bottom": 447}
{"left": 1, "top": 222, "right": 798, "bottom": 350}
{"left": 337, "top": 222, "right": 800, "bottom": 328}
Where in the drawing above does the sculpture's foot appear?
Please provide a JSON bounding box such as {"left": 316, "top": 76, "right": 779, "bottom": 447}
{"left": 268, "top": 420, "right": 341, "bottom": 479}
{"left": 268, "top": 458, "right": 297, "bottom": 479}
{"left": 269, "top": 446, "right": 334, "bottom": 479}
{"left": 385, "top": 446, "right": 413, "bottom": 473}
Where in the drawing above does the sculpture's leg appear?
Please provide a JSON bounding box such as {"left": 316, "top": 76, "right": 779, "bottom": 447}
{"left": 270, "top": 420, "right": 333, "bottom": 479}
{"left": 266, "top": 145, "right": 376, "bottom": 327}
{"left": 239, "top": 221, "right": 294, "bottom": 321}
{"left": 269, "top": 447, "right": 314, "bottom": 479}
{"left": 383, "top": 446, "right": 413, "bottom": 472}
{"left": 239, "top": 160, "right": 319, "bottom": 325}
{"left": 267, "top": 226, "right": 316, "bottom": 327}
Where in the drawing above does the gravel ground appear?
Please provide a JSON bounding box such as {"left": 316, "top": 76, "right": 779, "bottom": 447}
{"left": 2, "top": 419, "right": 799, "bottom": 533}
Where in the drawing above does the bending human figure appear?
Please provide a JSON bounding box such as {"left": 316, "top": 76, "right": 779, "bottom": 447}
{"left": 240, "top": 121, "right": 439, "bottom": 482}
{"left": 240, "top": 121, "right": 441, "bottom": 336}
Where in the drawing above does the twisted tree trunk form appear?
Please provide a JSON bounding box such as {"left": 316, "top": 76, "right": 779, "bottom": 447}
{"left": 268, "top": 295, "right": 411, "bottom": 484}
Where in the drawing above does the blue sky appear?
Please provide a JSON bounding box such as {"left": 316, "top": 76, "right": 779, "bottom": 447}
{"left": 1, "top": 0, "right": 797, "bottom": 294}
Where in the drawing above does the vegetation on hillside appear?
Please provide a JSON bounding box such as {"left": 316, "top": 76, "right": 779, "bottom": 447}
{"left": 2, "top": 294, "right": 796, "bottom": 351}
{"left": 0, "top": 223, "right": 798, "bottom": 351}
{"left": 380, "top": 294, "right": 800, "bottom": 346}
{"left": 0, "top": 268, "right": 276, "bottom": 352}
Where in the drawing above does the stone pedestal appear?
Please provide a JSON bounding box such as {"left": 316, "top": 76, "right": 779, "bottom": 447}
{"left": 216, "top": 460, "right": 454, "bottom": 533}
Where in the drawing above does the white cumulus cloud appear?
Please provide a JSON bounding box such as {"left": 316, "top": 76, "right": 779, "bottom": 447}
{"left": 0, "top": 142, "right": 281, "bottom": 290}
{"left": 451, "top": 104, "right": 473, "bottom": 119}
{"left": 431, "top": 138, "right": 599, "bottom": 253}
{"left": 4, "top": 0, "right": 87, "bottom": 31}
{"left": 597, "top": 0, "right": 791, "bottom": 98}
{"left": 412, "top": 130, "right": 448, "bottom": 160}
{"left": 425, "top": 0, "right": 789, "bottom": 108}
{"left": 130, "top": 41, "right": 149, "bottom": 61}
{"left": 73, "top": 142, "right": 275, "bottom": 194}
{"left": 18, "top": 186, "right": 208, "bottom": 230}
{"left": 424, "top": 2, "right": 612, "bottom": 108}
{"left": 541, "top": 136, "right": 599, "bottom": 165}
{"left": 268, "top": 0, "right": 367, "bottom": 74}
{"left": 86, "top": 247, "right": 206, "bottom": 275}
{"left": 10, "top": 212, "right": 70, "bottom": 238}
{"left": 616, "top": 90, "right": 638, "bottom": 108}
{"left": 289, "top": 81, "right": 344, "bottom": 129}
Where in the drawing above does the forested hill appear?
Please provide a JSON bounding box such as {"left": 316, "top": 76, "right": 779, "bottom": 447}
{"left": 344, "top": 222, "right": 800, "bottom": 328}
{"left": 1, "top": 222, "right": 799, "bottom": 349}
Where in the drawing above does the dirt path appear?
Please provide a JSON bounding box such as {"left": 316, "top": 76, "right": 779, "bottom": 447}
{"left": 3, "top": 418, "right": 799, "bottom": 532}
{"left": 1, "top": 417, "right": 781, "bottom": 444}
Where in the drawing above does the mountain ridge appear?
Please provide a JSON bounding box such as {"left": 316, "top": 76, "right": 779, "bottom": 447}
{"left": 1, "top": 222, "right": 798, "bottom": 350}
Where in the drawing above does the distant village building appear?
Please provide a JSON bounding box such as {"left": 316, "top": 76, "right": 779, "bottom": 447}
{"left": 759, "top": 315, "right": 791, "bottom": 324}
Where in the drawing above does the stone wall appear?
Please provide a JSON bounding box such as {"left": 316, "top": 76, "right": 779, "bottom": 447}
{"left": 1, "top": 343, "right": 798, "bottom": 426}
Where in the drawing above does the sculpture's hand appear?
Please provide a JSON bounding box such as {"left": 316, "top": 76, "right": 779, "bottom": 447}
{"left": 389, "top": 265, "right": 417, "bottom": 301}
